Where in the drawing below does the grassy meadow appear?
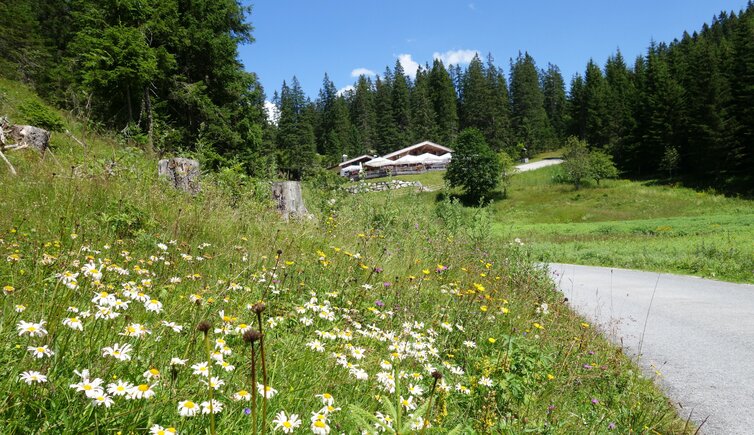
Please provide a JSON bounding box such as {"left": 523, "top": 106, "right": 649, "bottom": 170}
{"left": 363, "top": 160, "right": 754, "bottom": 284}
{"left": 0, "top": 79, "right": 693, "bottom": 433}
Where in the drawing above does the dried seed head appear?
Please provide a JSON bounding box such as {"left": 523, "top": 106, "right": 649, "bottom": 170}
{"left": 431, "top": 370, "right": 443, "bottom": 380}
{"left": 243, "top": 329, "right": 262, "bottom": 343}
{"left": 252, "top": 302, "right": 266, "bottom": 314}
{"left": 276, "top": 249, "right": 283, "bottom": 255}
{"left": 196, "top": 321, "right": 211, "bottom": 333}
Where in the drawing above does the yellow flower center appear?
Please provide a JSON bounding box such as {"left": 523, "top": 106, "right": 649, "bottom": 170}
{"left": 138, "top": 384, "right": 149, "bottom": 392}
{"left": 83, "top": 385, "right": 92, "bottom": 391}
{"left": 314, "top": 421, "right": 326, "bottom": 428}
{"left": 283, "top": 422, "right": 292, "bottom": 428}
{"left": 36, "top": 347, "right": 44, "bottom": 353}
{"left": 149, "top": 369, "right": 159, "bottom": 376}
{"left": 184, "top": 401, "right": 195, "bottom": 409}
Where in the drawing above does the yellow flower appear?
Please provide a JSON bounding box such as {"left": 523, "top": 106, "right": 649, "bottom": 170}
{"left": 474, "top": 283, "right": 485, "bottom": 292}
{"left": 580, "top": 322, "right": 590, "bottom": 329}
{"left": 488, "top": 337, "right": 496, "bottom": 344}
{"left": 533, "top": 323, "right": 544, "bottom": 330}
{"left": 480, "top": 305, "right": 488, "bottom": 312}
{"left": 547, "top": 374, "right": 555, "bottom": 380}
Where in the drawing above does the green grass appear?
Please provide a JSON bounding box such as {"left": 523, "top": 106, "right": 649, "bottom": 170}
{"left": 490, "top": 166, "right": 754, "bottom": 283}
{"left": 0, "top": 78, "right": 690, "bottom": 433}
{"left": 354, "top": 161, "right": 754, "bottom": 283}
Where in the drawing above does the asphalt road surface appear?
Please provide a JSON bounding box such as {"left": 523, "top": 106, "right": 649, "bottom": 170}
{"left": 548, "top": 263, "right": 754, "bottom": 435}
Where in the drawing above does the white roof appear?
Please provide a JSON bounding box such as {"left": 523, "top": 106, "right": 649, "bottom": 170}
{"left": 382, "top": 141, "right": 453, "bottom": 160}
{"left": 364, "top": 157, "right": 395, "bottom": 168}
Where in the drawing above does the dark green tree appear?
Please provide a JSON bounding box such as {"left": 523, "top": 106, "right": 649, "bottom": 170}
{"left": 542, "top": 63, "right": 567, "bottom": 141}
{"left": 391, "top": 60, "right": 412, "bottom": 149}
{"left": 445, "top": 128, "right": 502, "bottom": 199}
{"left": 410, "top": 67, "right": 438, "bottom": 142}
{"left": 349, "top": 75, "right": 377, "bottom": 155}
{"left": 428, "top": 59, "right": 459, "bottom": 145}
{"left": 276, "top": 77, "right": 316, "bottom": 180}
{"left": 509, "top": 52, "right": 554, "bottom": 154}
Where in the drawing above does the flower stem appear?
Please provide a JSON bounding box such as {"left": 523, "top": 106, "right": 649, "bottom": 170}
{"left": 203, "top": 331, "right": 216, "bottom": 435}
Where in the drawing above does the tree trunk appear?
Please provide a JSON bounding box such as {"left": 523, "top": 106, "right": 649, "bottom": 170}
{"left": 144, "top": 86, "right": 154, "bottom": 154}
{"left": 158, "top": 158, "right": 201, "bottom": 195}
{"left": 271, "top": 181, "right": 309, "bottom": 220}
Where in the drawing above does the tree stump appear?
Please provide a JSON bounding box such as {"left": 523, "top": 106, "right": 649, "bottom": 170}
{"left": 158, "top": 158, "right": 201, "bottom": 195}
{"left": 0, "top": 117, "right": 50, "bottom": 154}
{"left": 272, "top": 181, "right": 309, "bottom": 220}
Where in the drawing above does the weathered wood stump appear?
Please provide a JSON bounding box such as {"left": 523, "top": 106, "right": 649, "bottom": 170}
{"left": 158, "top": 158, "right": 201, "bottom": 195}
{"left": 0, "top": 117, "right": 50, "bottom": 154}
{"left": 272, "top": 181, "right": 309, "bottom": 220}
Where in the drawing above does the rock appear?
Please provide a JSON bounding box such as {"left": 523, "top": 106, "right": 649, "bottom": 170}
{"left": 272, "top": 181, "right": 309, "bottom": 220}
{"left": 158, "top": 158, "right": 201, "bottom": 195}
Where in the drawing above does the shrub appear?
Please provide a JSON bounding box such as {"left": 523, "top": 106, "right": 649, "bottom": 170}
{"left": 18, "top": 100, "right": 65, "bottom": 131}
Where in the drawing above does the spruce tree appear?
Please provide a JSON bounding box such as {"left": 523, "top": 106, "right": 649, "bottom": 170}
{"left": 391, "top": 60, "right": 412, "bottom": 149}
{"left": 485, "top": 54, "right": 513, "bottom": 151}
{"left": 410, "top": 67, "right": 438, "bottom": 142}
{"left": 374, "top": 71, "right": 397, "bottom": 155}
{"left": 428, "top": 59, "right": 459, "bottom": 145}
{"left": 277, "top": 78, "right": 316, "bottom": 180}
{"left": 509, "top": 52, "right": 554, "bottom": 154}
{"left": 542, "top": 63, "right": 567, "bottom": 142}
{"left": 349, "top": 75, "right": 377, "bottom": 154}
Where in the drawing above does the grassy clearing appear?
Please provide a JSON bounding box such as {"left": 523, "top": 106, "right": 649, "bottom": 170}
{"left": 355, "top": 159, "right": 754, "bottom": 283}
{"left": 0, "top": 80, "right": 689, "bottom": 433}
{"left": 489, "top": 166, "right": 754, "bottom": 283}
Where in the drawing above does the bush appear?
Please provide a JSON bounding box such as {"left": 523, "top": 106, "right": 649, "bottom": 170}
{"left": 18, "top": 100, "right": 65, "bottom": 131}
{"left": 445, "top": 128, "right": 502, "bottom": 200}
{"left": 560, "top": 137, "right": 618, "bottom": 189}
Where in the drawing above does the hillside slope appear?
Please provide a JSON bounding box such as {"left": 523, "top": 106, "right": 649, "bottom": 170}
{"left": 0, "top": 79, "right": 689, "bottom": 433}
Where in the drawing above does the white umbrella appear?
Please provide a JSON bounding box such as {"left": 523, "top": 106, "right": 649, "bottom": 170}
{"left": 340, "top": 164, "right": 362, "bottom": 175}
{"left": 393, "top": 154, "right": 424, "bottom": 165}
{"left": 439, "top": 153, "right": 452, "bottom": 161}
{"left": 364, "top": 157, "right": 395, "bottom": 168}
{"left": 417, "top": 153, "right": 445, "bottom": 164}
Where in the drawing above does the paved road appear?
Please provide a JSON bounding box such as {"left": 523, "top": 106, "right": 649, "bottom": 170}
{"left": 515, "top": 158, "right": 563, "bottom": 172}
{"left": 548, "top": 263, "right": 754, "bottom": 435}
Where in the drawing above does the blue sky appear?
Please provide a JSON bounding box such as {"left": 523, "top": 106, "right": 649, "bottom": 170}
{"left": 239, "top": 0, "right": 750, "bottom": 101}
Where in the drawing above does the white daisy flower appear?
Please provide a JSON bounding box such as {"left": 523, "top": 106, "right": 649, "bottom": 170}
{"left": 19, "top": 371, "right": 47, "bottom": 384}
{"left": 178, "top": 400, "right": 199, "bottom": 417}
{"left": 272, "top": 411, "right": 302, "bottom": 433}
{"left": 27, "top": 345, "right": 54, "bottom": 358}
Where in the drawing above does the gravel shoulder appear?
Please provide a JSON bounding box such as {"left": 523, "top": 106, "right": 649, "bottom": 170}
{"left": 548, "top": 263, "right": 754, "bottom": 435}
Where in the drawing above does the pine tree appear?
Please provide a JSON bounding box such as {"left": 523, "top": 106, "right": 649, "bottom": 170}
{"left": 542, "top": 63, "right": 567, "bottom": 142}
{"left": 277, "top": 77, "right": 316, "bottom": 180}
{"left": 374, "top": 71, "right": 397, "bottom": 155}
{"left": 391, "top": 60, "right": 412, "bottom": 149}
{"left": 604, "top": 50, "right": 637, "bottom": 164}
{"left": 459, "top": 55, "right": 490, "bottom": 134}
{"left": 583, "top": 59, "right": 611, "bottom": 148}
{"left": 428, "top": 59, "right": 459, "bottom": 145}
{"left": 315, "top": 73, "right": 354, "bottom": 163}
{"left": 410, "top": 67, "right": 438, "bottom": 142}
{"left": 485, "top": 54, "right": 512, "bottom": 151}
{"left": 509, "top": 52, "right": 554, "bottom": 154}
{"left": 727, "top": 11, "right": 754, "bottom": 183}
{"left": 349, "top": 75, "right": 377, "bottom": 154}
{"left": 567, "top": 73, "right": 587, "bottom": 139}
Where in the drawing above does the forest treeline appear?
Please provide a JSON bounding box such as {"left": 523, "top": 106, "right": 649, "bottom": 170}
{"left": 1, "top": 1, "right": 753, "bottom": 191}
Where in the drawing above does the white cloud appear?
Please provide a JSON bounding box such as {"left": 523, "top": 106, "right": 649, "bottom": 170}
{"left": 351, "top": 68, "right": 376, "bottom": 78}
{"left": 337, "top": 85, "right": 355, "bottom": 97}
{"left": 397, "top": 54, "right": 420, "bottom": 78}
{"left": 433, "top": 49, "right": 480, "bottom": 66}
{"left": 264, "top": 100, "right": 280, "bottom": 125}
